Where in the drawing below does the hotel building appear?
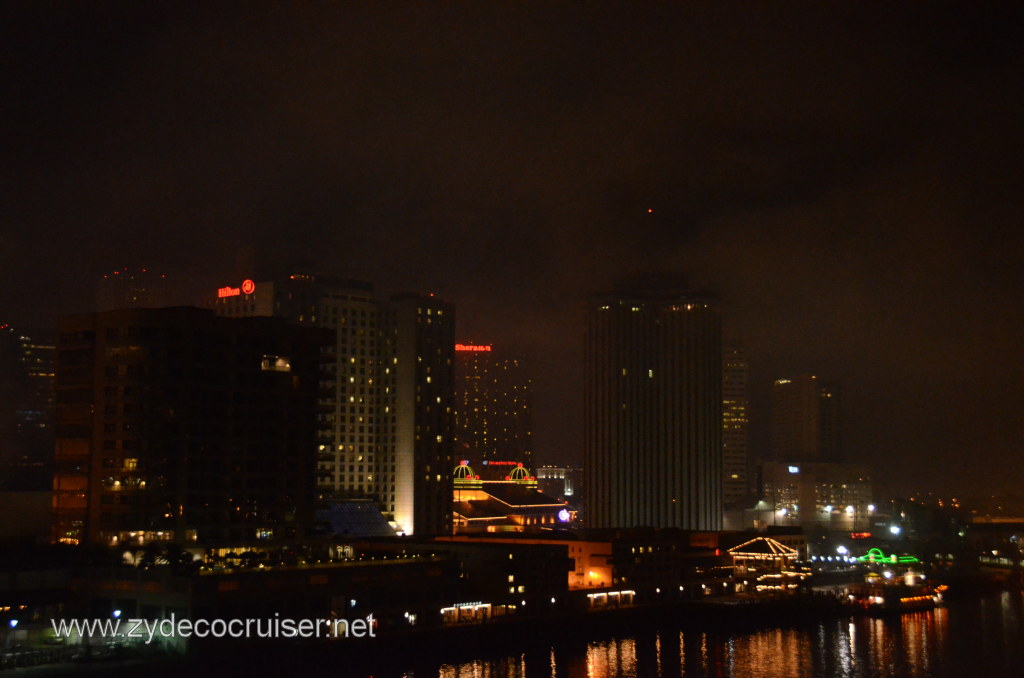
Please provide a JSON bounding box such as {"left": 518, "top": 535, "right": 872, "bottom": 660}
{"left": 207, "top": 274, "right": 454, "bottom": 536}
{"left": 584, "top": 292, "right": 723, "bottom": 531}
{"left": 453, "top": 343, "right": 533, "bottom": 473}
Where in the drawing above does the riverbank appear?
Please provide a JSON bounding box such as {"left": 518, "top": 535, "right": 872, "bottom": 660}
{"left": 8, "top": 574, "right": 1016, "bottom": 677}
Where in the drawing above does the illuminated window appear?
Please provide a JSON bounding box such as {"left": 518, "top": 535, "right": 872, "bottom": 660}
{"left": 261, "top": 355, "right": 291, "bottom": 372}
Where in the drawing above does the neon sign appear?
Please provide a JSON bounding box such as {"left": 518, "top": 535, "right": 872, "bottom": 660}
{"left": 484, "top": 461, "right": 522, "bottom": 467}
{"left": 858, "top": 548, "right": 920, "bottom": 564}
{"left": 218, "top": 279, "right": 256, "bottom": 298}
{"left": 455, "top": 343, "right": 492, "bottom": 352}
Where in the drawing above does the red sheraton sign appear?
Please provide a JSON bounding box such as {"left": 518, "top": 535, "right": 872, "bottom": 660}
{"left": 455, "top": 343, "right": 491, "bottom": 352}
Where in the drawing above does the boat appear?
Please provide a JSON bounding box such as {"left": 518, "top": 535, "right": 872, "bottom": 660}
{"left": 844, "top": 570, "right": 946, "bottom": 614}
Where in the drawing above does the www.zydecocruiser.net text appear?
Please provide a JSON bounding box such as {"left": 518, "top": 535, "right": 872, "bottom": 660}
{"left": 50, "top": 613, "right": 377, "bottom": 644}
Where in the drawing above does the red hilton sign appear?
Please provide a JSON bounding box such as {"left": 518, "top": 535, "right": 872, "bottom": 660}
{"left": 218, "top": 279, "right": 256, "bottom": 298}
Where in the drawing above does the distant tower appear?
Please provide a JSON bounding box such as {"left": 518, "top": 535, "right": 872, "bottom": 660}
{"left": 771, "top": 374, "right": 841, "bottom": 462}
{"left": 0, "top": 324, "right": 55, "bottom": 487}
{"left": 95, "top": 267, "right": 171, "bottom": 311}
{"left": 453, "top": 343, "right": 533, "bottom": 472}
{"left": 722, "top": 346, "right": 749, "bottom": 507}
{"left": 584, "top": 292, "right": 722, "bottom": 530}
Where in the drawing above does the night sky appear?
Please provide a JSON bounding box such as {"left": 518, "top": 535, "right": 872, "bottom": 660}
{"left": 4, "top": 3, "right": 1023, "bottom": 498}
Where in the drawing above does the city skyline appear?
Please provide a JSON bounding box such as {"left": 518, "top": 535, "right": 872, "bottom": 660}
{"left": 3, "top": 3, "right": 1023, "bottom": 499}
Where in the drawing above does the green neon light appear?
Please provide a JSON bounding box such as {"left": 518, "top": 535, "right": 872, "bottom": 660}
{"left": 857, "top": 547, "right": 919, "bottom": 564}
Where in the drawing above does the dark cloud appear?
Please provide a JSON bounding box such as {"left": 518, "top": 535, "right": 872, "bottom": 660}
{"left": 3, "top": 2, "right": 1023, "bottom": 497}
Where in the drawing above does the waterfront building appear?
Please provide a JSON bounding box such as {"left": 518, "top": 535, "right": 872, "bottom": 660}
{"left": 51, "top": 307, "right": 326, "bottom": 547}
{"left": 756, "top": 460, "right": 873, "bottom": 531}
{"left": 584, "top": 291, "right": 723, "bottom": 530}
{"left": 451, "top": 460, "right": 568, "bottom": 533}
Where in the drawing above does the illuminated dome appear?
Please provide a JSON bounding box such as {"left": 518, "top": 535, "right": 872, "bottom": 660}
{"left": 453, "top": 461, "right": 476, "bottom": 479}
{"left": 508, "top": 464, "right": 530, "bottom": 481}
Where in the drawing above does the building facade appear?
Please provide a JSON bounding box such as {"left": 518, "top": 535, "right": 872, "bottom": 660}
{"left": 722, "top": 345, "right": 749, "bottom": 508}
{"left": 757, "top": 461, "right": 874, "bottom": 531}
{"left": 52, "top": 307, "right": 325, "bottom": 547}
{"left": 207, "top": 274, "right": 454, "bottom": 536}
{"left": 453, "top": 343, "right": 533, "bottom": 472}
{"left": 584, "top": 292, "right": 723, "bottom": 531}
{"left": 771, "top": 374, "right": 841, "bottom": 462}
{"left": 536, "top": 465, "right": 582, "bottom": 502}
{"left": 95, "top": 267, "right": 173, "bottom": 311}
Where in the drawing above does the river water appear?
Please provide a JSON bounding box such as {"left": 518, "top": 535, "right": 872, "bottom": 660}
{"left": 397, "top": 592, "right": 1023, "bottom": 678}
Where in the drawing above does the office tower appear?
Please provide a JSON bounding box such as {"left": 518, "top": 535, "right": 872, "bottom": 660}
{"left": 95, "top": 267, "right": 172, "bottom": 311}
{"left": 584, "top": 292, "right": 723, "bottom": 530}
{"left": 207, "top": 274, "right": 455, "bottom": 536}
{"left": 722, "top": 345, "right": 749, "bottom": 508}
{"left": 52, "top": 307, "right": 325, "bottom": 547}
{"left": 0, "top": 325, "right": 55, "bottom": 488}
{"left": 453, "top": 343, "right": 533, "bottom": 472}
{"left": 771, "top": 374, "right": 841, "bottom": 462}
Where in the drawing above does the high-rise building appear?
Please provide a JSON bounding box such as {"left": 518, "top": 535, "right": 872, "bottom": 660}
{"left": 95, "top": 267, "right": 172, "bottom": 311}
{"left": 207, "top": 274, "right": 455, "bottom": 536}
{"left": 0, "top": 324, "right": 55, "bottom": 488}
{"left": 722, "top": 345, "right": 749, "bottom": 508}
{"left": 387, "top": 293, "right": 456, "bottom": 537}
{"left": 51, "top": 307, "right": 325, "bottom": 547}
{"left": 584, "top": 292, "right": 723, "bottom": 531}
{"left": 771, "top": 374, "right": 841, "bottom": 462}
{"left": 453, "top": 343, "right": 533, "bottom": 473}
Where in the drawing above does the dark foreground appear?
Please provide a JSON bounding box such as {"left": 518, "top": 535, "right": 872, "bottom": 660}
{"left": 11, "top": 589, "right": 1024, "bottom": 678}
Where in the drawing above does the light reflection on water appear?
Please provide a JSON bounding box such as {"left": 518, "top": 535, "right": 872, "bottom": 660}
{"left": 421, "top": 592, "right": 1024, "bottom": 678}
